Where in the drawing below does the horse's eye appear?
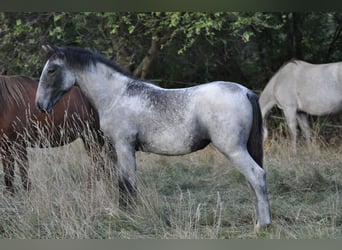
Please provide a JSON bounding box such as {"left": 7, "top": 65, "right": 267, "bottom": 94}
{"left": 47, "top": 67, "right": 56, "bottom": 74}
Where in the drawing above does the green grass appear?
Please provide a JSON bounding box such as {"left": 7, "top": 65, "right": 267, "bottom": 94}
{"left": 0, "top": 135, "right": 341, "bottom": 238}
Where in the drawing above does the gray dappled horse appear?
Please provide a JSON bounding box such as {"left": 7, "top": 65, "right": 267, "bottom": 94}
{"left": 35, "top": 45, "right": 271, "bottom": 230}
{"left": 260, "top": 60, "right": 342, "bottom": 153}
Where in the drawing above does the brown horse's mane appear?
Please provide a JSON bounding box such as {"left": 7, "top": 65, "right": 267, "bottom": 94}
{"left": 0, "top": 75, "right": 37, "bottom": 113}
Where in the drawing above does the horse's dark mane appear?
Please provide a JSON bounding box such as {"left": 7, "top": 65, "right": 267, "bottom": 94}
{"left": 0, "top": 75, "right": 36, "bottom": 112}
{"left": 51, "top": 46, "right": 131, "bottom": 77}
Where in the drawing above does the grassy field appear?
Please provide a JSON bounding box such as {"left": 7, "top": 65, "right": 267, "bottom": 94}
{"left": 0, "top": 132, "right": 341, "bottom": 239}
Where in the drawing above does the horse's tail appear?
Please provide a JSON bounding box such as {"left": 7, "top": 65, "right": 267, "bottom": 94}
{"left": 246, "top": 91, "right": 264, "bottom": 168}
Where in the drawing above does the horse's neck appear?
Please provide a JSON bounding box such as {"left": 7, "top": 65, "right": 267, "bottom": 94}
{"left": 75, "top": 66, "right": 130, "bottom": 113}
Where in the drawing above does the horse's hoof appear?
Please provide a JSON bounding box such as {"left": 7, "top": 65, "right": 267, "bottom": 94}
{"left": 254, "top": 222, "right": 272, "bottom": 234}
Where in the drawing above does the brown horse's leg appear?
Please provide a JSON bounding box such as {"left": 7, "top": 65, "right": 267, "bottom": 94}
{"left": 83, "top": 131, "right": 116, "bottom": 190}
{"left": 103, "top": 140, "right": 118, "bottom": 194}
{"left": 17, "top": 147, "right": 31, "bottom": 191}
{"left": 81, "top": 134, "right": 101, "bottom": 190}
{"left": 2, "top": 151, "right": 15, "bottom": 195}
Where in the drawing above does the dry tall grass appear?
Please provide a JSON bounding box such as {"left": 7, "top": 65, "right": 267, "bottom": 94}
{"left": 0, "top": 129, "right": 341, "bottom": 238}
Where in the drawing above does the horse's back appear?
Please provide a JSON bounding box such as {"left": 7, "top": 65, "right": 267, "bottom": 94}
{"left": 273, "top": 60, "right": 342, "bottom": 115}
{"left": 195, "top": 81, "right": 252, "bottom": 112}
{"left": 298, "top": 62, "right": 342, "bottom": 114}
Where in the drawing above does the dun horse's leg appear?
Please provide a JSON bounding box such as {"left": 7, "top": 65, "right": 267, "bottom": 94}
{"left": 81, "top": 135, "right": 102, "bottom": 190}
{"left": 283, "top": 108, "right": 298, "bottom": 154}
{"left": 115, "top": 143, "right": 137, "bottom": 208}
{"left": 17, "top": 147, "right": 31, "bottom": 191}
{"left": 296, "top": 113, "right": 312, "bottom": 151}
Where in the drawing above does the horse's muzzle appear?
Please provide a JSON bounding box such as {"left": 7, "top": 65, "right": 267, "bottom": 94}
{"left": 36, "top": 101, "right": 52, "bottom": 114}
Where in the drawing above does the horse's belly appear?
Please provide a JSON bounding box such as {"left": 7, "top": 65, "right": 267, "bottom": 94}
{"left": 137, "top": 130, "right": 210, "bottom": 155}
{"left": 298, "top": 91, "right": 342, "bottom": 115}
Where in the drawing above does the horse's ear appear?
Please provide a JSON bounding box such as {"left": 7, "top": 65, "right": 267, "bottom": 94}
{"left": 41, "top": 45, "right": 65, "bottom": 59}
{"left": 42, "top": 45, "right": 54, "bottom": 54}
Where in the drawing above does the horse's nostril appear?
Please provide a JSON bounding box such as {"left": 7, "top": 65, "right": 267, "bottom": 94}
{"left": 36, "top": 102, "right": 43, "bottom": 112}
{"left": 36, "top": 102, "right": 50, "bottom": 113}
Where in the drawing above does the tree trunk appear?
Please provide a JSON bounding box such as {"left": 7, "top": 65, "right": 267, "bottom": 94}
{"left": 133, "top": 32, "right": 170, "bottom": 79}
{"left": 293, "top": 13, "right": 303, "bottom": 59}
{"left": 285, "top": 12, "right": 303, "bottom": 60}
{"left": 133, "top": 37, "right": 159, "bottom": 79}
{"left": 326, "top": 24, "right": 342, "bottom": 60}
{"left": 285, "top": 13, "right": 294, "bottom": 60}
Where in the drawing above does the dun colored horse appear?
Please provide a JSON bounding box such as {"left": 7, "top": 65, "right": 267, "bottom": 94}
{"left": 260, "top": 60, "right": 342, "bottom": 153}
{"left": 35, "top": 45, "right": 271, "bottom": 230}
{"left": 0, "top": 75, "right": 106, "bottom": 193}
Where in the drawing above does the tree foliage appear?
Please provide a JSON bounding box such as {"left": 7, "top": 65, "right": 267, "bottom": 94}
{"left": 0, "top": 12, "right": 341, "bottom": 90}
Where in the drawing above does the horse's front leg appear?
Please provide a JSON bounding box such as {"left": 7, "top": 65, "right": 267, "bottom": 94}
{"left": 114, "top": 142, "right": 137, "bottom": 208}
{"left": 17, "top": 147, "right": 31, "bottom": 191}
{"left": 2, "top": 151, "right": 15, "bottom": 194}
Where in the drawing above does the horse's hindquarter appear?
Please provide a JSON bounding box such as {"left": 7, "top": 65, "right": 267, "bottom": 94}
{"left": 295, "top": 62, "right": 342, "bottom": 115}
{"left": 195, "top": 82, "right": 253, "bottom": 142}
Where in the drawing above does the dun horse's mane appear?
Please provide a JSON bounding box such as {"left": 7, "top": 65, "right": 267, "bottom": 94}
{"left": 268, "top": 58, "right": 300, "bottom": 81}
{"left": 276, "top": 58, "right": 299, "bottom": 73}
{"left": 0, "top": 76, "right": 36, "bottom": 112}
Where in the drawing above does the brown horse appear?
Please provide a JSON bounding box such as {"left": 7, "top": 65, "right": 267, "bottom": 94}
{"left": 0, "top": 75, "right": 108, "bottom": 193}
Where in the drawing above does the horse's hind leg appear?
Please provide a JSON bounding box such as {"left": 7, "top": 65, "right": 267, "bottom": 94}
{"left": 212, "top": 139, "right": 271, "bottom": 229}
{"left": 296, "top": 112, "right": 312, "bottom": 151}
{"left": 229, "top": 149, "right": 270, "bottom": 229}
{"left": 283, "top": 108, "right": 298, "bottom": 154}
